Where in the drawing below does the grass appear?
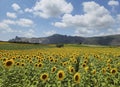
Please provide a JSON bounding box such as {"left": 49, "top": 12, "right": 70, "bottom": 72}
{"left": 0, "top": 42, "right": 55, "bottom": 50}
{"left": 0, "top": 41, "right": 118, "bottom": 50}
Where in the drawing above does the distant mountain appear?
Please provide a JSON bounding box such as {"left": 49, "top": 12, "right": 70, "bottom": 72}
{"left": 9, "top": 34, "right": 120, "bottom": 46}
{"left": 83, "top": 34, "right": 120, "bottom": 45}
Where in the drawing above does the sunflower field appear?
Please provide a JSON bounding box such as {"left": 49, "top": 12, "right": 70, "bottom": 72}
{"left": 0, "top": 42, "right": 120, "bottom": 87}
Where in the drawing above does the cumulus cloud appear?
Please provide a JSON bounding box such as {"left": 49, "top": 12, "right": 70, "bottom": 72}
{"left": 25, "top": 0, "right": 73, "bottom": 18}
{"left": 53, "top": 1, "right": 115, "bottom": 36}
{"left": 74, "top": 28, "right": 96, "bottom": 36}
{"left": 0, "top": 18, "right": 34, "bottom": 34}
{"left": 6, "top": 12, "right": 17, "bottom": 19}
{"left": 0, "top": 19, "right": 35, "bottom": 40}
{"left": 43, "top": 30, "right": 56, "bottom": 36}
{"left": 17, "top": 18, "right": 34, "bottom": 27}
{"left": 108, "top": 0, "right": 119, "bottom": 6}
{"left": 25, "top": 8, "right": 33, "bottom": 13}
{"left": 0, "top": 23, "right": 13, "bottom": 33}
{"left": 12, "top": 3, "right": 21, "bottom": 11}
{"left": 2, "top": 18, "right": 34, "bottom": 27}
{"left": 108, "top": 0, "right": 119, "bottom": 12}
{"left": 22, "top": 29, "right": 35, "bottom": 37}
{"left": 3, "top": 19, "right": 16, "bottom": 25}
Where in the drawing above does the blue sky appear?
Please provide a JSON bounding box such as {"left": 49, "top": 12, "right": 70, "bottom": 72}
{"left": 0, "top": 0, "right": 120, "bottom": 41}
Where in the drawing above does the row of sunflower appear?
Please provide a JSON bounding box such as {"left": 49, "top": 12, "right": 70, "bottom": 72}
{"left": 0, "top": 47, "right": 120, "bottom": 87}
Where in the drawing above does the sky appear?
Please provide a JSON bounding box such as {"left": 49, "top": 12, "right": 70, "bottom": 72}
{"left": 0, "top": 0, "right": 120, "bottom": 41}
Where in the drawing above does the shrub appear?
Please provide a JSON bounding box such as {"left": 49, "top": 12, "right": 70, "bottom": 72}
{"left": 56, "top": 44, "right": 64, "bottom": 48}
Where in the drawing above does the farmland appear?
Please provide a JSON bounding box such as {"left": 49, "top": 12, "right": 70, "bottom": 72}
{"left": 0, "top": 42, "right": 120, "bottom": 87}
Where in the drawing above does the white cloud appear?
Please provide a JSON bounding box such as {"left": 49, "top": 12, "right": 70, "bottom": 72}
{"left": 6, "top": 12, "right": 17, "bottom": 19}
{"left": 0, "top": 23, "right": 13, "bottom": 33}
{"left": 17, "top": 18, "right": 34, "bottom": 27}
{"left": 12, "top": 3, "right": 21, "bottom": 11}
{"left": 53, "top": 1, "right": 115, "bottom": 36}
{"left": 25, "top": 8, "right": 33, "bottom": 12}
{"left": 0, "top": 19, "right": 35, "bottom": 38}
{"left": 25, "top": 0, "right": 73, "bottom": 18}
{"left": 53, "top": 22, "right": 67, "bottom": 28}
{"left": 108, "top": 0, "right": 119, "bottom": 12}
{"left": 1, "top": 18, "right": 34, "bottom": 28}
{"left": 74, "top": 28, "right": 96, "bottom": 36}
{"left": 22, "top": 29, "right": 35, "bottom": 37}
{"left": 108, "top": 0, "right": 119, "bottom": 6}
{"left": 3, "top": 19, "right": 16, "bottom": 25}
{"left": 43, "top": 30, "right": 56, "bottom": 36}
{"left": 100, "top": 28, "right": 120, "bottom": 36}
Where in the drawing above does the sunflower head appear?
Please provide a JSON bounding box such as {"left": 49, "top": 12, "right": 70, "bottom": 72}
{"left": 102, "top": 68, "right": 106, "bottom": 74}
{"left": 73, "top": 72, "right": 81, "bottom": 84}
{"left": 3, "top": 58, "right": 7, "bottom": 62}
{"left": 16, "top": 62, "right": 20, "bottom": 66}
{"left": 84, "top": 59, "right": 88, "bottom": 64}
{"left": 12, "top": 57, "right": 16, "bottom": 60}
{"left": 50, "top": 59, "right": 54, "bottom": 62}
{"left": 54, "top": 59, "right": 58, "bottom": 63}
{"left": 68, "top": 66, "right": 75, "bottom": 74}
{"left": 107, "top": 59, "right": 112, "bottom": 63}
{"left": 91, "top": 69, "right": 96, "bottom": 75}
{"left": 21, "top": 63, "right": 25, "bottom": 67}
{"left": 73, "top": 59, "right": 77, "bottom": 64}
{"left": 110, "top": 68, "right": 117, "bottom": 75}
{"left": 29, "top": 60, "right": 33, "bottom": 64}
{"left": 38, "top": 63, "right": 43, "bottom": 68}
{"left": 4, "top": 59, "right": 14, "bottom": 68}
{"left": 84, "top": 66, "right": 89, "bottom": 72}
{"left": 51, "top": 66, "right": 57, "bottom": 73}
{"left": 62, "top": 62, "right": 67, "bottom": 66}
{"left": 40, "top": 73, "right": 49, "bottom": 82}
{"left": 34, "top": 63, "right": 38, "bottom": 67}
{"left": 57, "top": 70, "right": 65, "bottom": 81}
{"left": 82, "top": 63, "right": 86, "bottom": 68}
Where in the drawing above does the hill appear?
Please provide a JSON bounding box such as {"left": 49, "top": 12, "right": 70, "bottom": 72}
{"left": 9, "top": 34, "right": 120, "bottom": 46}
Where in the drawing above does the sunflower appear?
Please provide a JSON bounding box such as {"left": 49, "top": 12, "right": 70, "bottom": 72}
{"left": 68, "top": 66, "right": 75, "bottom": 74}
{"left": 38, "top": 63, "right": 43, "bottom": 68}
{"left": 21, "top": 62, "right": 25, "bottom": 67}
{"left": 82, "top": 63, "right": 86, "bottom": 68}
{"left": 34, "top": 63, "right": 38, "bottom": 67}
{"left": 107, "top": 59, "right": 112, "bottom": 63}
{"left": 62, "top": 62, "right": 67, "bottom": 66}
{"left": 107, "top": 66, "right": 111, "bottom": 70}
{"left": 40, "top": 73, "right": 49, "bottom": 82}
{"left": 4, "top": 59, "right": 14, "bottom": 68}
{"left": 73, "top": 72, "right": 81, "bottom": 84}
{"left": 91, "top": 69, "right": 96, "bottom": 75}
{"left": 84, "top": 66, "right": 89, "bottom": 72}
{"left": 74, "top": 59, "right": 77, "bottom": 64}
{"left": 101, "top": 68, "right": 106, "bottom": 74}
{"left": 57, "top": 70, "right": 65, "bottom": 81}
{"left": 54, "top": 59, "right": 58, "bottom": 63}
{"left": 110, "top": 68, "right": 117, "bottom": 75}
{"left": 29, "top": 60, "right": 33, "bottom": 64}
{"left": 12, "top": 57, "right": 16, "bottom": 60}
{"left": 38, "top": 59, "right": 41, "bottom": 63}
{"left": 16, "top": 62, "right": 20, "bottom": 66}
{"left": 3, "top": 58, "right": 7, "bottom": 62}
{"left": 84, "top": 59, "right": 88, "bottom": 64}
{"left": 51, "top": 66, "right": 57, "bottom": 73}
